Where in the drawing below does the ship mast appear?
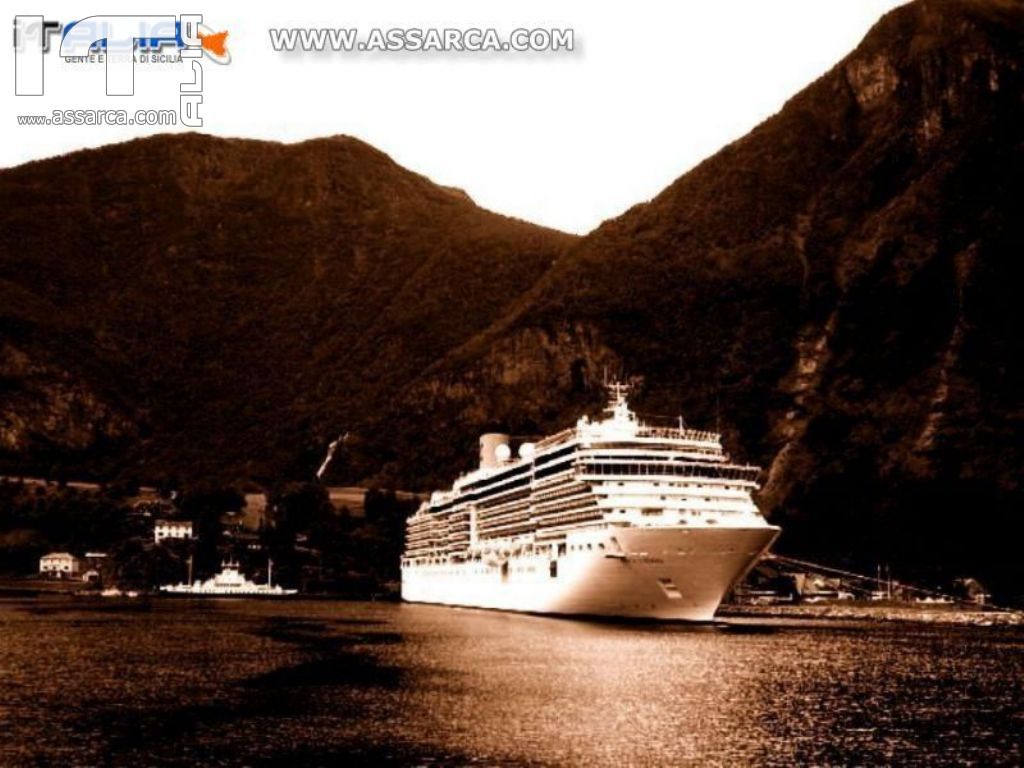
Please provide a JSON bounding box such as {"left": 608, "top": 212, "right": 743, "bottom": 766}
{"left": 605, "top": 381, "right": 630, "bottom": 409}
{"left": 603, "top": 381, "right": 636, "bottom": 426}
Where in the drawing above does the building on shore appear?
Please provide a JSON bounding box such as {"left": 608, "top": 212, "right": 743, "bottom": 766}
{"left": 154, "top": 519, "right": 194, "bottom": 544}
{"left": 39, "top": 552, "right": 81, "bottom": 578}
{"left": 80, "top": 552, "right": 109, "bottom": 584}
{"left": 133, "top": 499, "right": 176, "bottom": 519}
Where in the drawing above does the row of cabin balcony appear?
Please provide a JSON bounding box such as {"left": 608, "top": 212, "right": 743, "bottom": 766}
{"left": 594, "top": 482, "right": 755, "bottom": 498}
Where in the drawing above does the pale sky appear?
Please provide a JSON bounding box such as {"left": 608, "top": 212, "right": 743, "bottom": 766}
{"left": 2, "top": 0, "right": 907, "bottom": 234}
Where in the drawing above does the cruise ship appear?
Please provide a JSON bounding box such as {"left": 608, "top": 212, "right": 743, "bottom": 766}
{"left": 401, "top": 384, "right": 780, "bottom": 621}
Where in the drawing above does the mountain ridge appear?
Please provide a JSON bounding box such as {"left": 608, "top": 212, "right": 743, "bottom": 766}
{"left": 386, "top": 0, "right": 1024, "bottom": 590}
{"left": 0, "top": 132, "right": 576, "bottom": 480}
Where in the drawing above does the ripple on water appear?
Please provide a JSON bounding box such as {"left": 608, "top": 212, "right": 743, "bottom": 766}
{"left": 0, "top": 598, "right": 1022, "bottom": 766}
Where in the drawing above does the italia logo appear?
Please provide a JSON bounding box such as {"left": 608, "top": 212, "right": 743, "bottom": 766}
{"left": 57, "top": 17, "right": 231, "bottom": 64}
{"left": 14, "top": 14, "right": 231, "bottom": 127}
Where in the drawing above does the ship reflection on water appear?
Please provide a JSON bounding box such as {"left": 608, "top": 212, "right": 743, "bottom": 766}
{"left": 1, "top": 598, "right": 1022, "bottom": 766}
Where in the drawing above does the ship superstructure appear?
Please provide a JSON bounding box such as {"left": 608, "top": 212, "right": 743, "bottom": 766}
{"left": 401, "top": 384, "right": 779, "bottom": 620}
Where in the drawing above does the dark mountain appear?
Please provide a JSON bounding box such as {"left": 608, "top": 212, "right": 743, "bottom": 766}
{"left": 2, "top": 0, "right": 1022, "bottom": 592}
{"left": 0, "top": 134, "right": 575, "bottom": 482}
{"left": 398, "top": 0, "right": 1024, "bottom": 591}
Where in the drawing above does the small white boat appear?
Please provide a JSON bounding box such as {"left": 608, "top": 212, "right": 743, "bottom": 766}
{"left": 160, "top": 559, "right": 297, "bottom": 597}
{"left": 100, "top": 587, "right": 140, "bottom": 598}
{"left": 915, "top": 595, "right": 955, "bottom": 605}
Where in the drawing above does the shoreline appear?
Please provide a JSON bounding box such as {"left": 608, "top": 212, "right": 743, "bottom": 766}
{"left": 0, "top": 579, "right": 399, "bottom": 602}
{"left": 3, "top": 581, "right": 1019, "bottom": 625}
{"left": 719, "top": 602, "right": 1023, "bottom": 626}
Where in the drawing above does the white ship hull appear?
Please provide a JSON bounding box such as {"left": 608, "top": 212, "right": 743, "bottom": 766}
{"left": 403, "top": 525, "right": 778, "bottom": 621}
{"left": 402, "top": 383, "right": 782, "bottom": 622}
{"left": 160, "top": 586, "right": 297, "bottom": 597}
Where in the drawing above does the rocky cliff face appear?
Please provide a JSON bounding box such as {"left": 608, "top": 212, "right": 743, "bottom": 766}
{"left": 0, "top": 340, "right": 134, "bottom": 456}
{"left": 0, "top": 134, "right": 575, "bottom": 481}
{"left": 401, "top": 0, "right": 1024, "bottom": 589}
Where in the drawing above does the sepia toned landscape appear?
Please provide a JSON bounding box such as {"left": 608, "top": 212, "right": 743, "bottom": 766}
{"left": 2, "top": 1, "right": 1023, "bottom": 765}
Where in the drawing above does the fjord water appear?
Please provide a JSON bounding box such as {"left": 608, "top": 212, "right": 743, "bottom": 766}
{"left": 1, "top": 598, "right": 1021, "bottom": 766}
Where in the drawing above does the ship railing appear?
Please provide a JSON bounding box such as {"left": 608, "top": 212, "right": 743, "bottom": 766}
{"left": 535, "top": 427, "right": 577, "bottom": 449}
{"left": 577, "top": 458, "right": 760, "bottom": 478}
{"left": 635, "top": 425, "right": 721, "bottom": 443}
{"left": 534, "top": 425, "right": 721, "bottom": 451}
{"left": 477, "top": 520, "right": 537, "bottom": 536}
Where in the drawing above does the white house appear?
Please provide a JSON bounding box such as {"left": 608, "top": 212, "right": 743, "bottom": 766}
{"left": 154, "top": 519, "right": 194, "bottom": 544}
{"left": 39, "top": 552, "right": 81, "bottom": 578}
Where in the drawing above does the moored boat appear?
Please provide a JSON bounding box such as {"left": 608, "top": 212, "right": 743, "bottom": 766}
{"left": 161, "top": 559, "right": 296, "bottom": 597}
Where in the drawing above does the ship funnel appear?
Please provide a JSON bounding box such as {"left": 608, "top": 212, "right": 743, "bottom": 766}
{"left": 479, "top": 433, "right": 510, "bottom": 469}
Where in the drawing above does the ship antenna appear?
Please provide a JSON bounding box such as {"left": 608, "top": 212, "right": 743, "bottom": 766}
{"left": 604, "top": 379, "right": 633, "bottom": 417}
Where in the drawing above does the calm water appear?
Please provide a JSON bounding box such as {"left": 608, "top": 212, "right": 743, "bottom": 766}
{"left": 0, "top": 597, "right": 1022, "bottom": 766}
